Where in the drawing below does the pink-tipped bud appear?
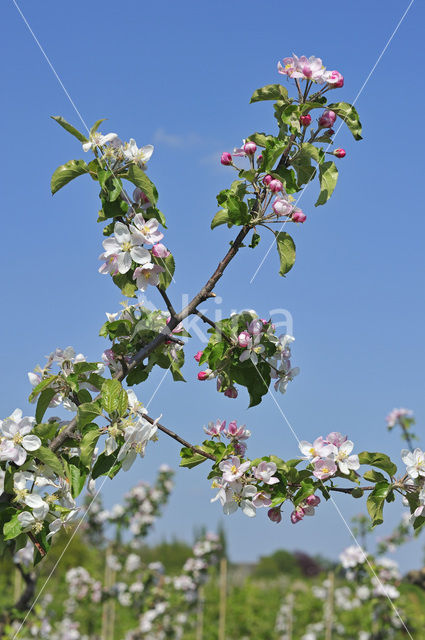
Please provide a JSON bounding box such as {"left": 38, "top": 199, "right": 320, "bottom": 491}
{"left": 198, "top": 370, "right": 211, "bottom": 381}
{"left": 224, "top": 387, "right": 238, "bottom": 399}
{"left": 243, "top": 141, "right": 257, "bottom": 155}
{"left": 318, "top": 110, "right": 337, "bottom": 128}
{"left": 290, "top": 510, "right": 302, "bottom": 524}
{"left": 263, "top": 174, "right": 273, "bottom": 186}
{"left": 273, "top": 198, "right": 292, "bottom": 217}
{"left": 299, "top": 114, "right": 312, "bottom": 127}
{"left": 234, "top": 441, "right": 247, "bottom": 456}
{"left": 292, "top": 210, "right": 306, "bottom": 223}
{"left": 151, "top": 243, "right": 170, "bottom": 258}
{"left": 306, "top": 494, "right": 321, "bottom": 507}
{"left": 238, "top": 330, "right": 252, "bottom": 348}
{"left": 268, "top": 508, "right": 282, "bottom": 524}
{"left": 194, "top": 351, "right": 203, "bottom": 363}
{"left": 334, "top": 148, "right": 346, "bottom": 159}
{"left": 257, "top": 154, "right": 263, "bottom": 164}
{"left": 327, "top": 70, "right": 344, "bottom": 88}
{"left": 221, "top": 152, "right": 233, "bottom": 166}
{"left": 269, "top": 179, "right": 283, "bottom": 193}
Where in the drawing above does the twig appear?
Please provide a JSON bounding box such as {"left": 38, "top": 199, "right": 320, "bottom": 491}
{"left": 144, "top": 415, "right": 216, "bottom": 461}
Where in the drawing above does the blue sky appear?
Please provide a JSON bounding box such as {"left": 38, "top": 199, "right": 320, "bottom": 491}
{"left": 1, "top": 0, "right": 424, "bottom": 570}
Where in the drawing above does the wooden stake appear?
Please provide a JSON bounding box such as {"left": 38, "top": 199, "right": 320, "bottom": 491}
{"left": 218, "top": 558, "right": 227, "bottom": 640}
{"left": 325, "top": 571, "right": 335, "bottom": 640}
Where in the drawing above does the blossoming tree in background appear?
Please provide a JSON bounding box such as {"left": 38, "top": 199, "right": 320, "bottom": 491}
{"left": 1, "top": 54, "right": 425, "bottom": 614}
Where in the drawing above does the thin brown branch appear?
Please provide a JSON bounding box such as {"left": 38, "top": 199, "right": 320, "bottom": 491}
{"left": 157, "top": 287, "right": 177, "bottom": 318}
{"left": 328, "top": 486, "right": 375, "bottom": 494}
{"left": 144, "top": 415, "right": 216, "bottom": 461}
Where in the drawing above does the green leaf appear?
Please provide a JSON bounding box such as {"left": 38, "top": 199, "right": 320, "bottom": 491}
{"left": 154, "top": 253, "right": 175, "bottom": 290}
{"left": 101, "top": 379, "right": 124, "bottom": 414}
{"left": 90, "top": 118, "right": 106, "bottom": 135}
{"left": 80, "top": 426, "right": 101, "bottom": 469}
{"left": 66, "top": 462, "right": 87, "bottom": 498}
{"left": 51, "top": 116, "right": 88, "bottom": 143}
{"left": 275, "top": 232, "right": 296, "bottom": 276}
{"left": 226, "top": 195, "right": 250, "bottom": 226}
{"left": 179, "top": 446, "right": 209, "bottom": 469}
{"left": 262, "top": 139, "right": 289, "bottom": 172}
{"left": 112, "top": 273, "right": 138, "bottom": 298}
{"left": 124, "top": 164, "right": 158, "bottom": 205}
{"left": 51, "top": 159, "right": 89, "bottom": 195}
{"left": 358, "top": 451, "right": 397, "bottom": 478}
{"left": 249, "top": 232, "right": 260, "bottom": 248}
{"left": 294, "top": 480, "right": 315, "bottom": 507}
{"left": 35, "top": 388, "right": 57, "bottom": 424}
{"left": 29, "top": 375, "right": 57, "bottom": 402}
{"left": 35, "top": 445, "right": 66, "bottom": 478}
{"left": 299, "top": 143, "right": 325, "bottom": 165}
{"left": 77, "top": 400, "right": 103, "bottom": 427}
{"left": 246, "top": 132, "right": 275, "bottom": 148}
{"left": 315, "top": 161, "right": 338, "bottom": 206}
{"left": 367, "top": 481, "right": 390, "bottom": 526}
{"left": 291, "top": 153, "right": 316, "bottom": 187}
{"left": 73, "top": 362, "right": 100, "bottom": 374}
{"left": 4, "top": 513, "right": 23, "bottom": 541}
{"left": 363, "top": 469, "right": 387, "bottom": 483}
{"left": 92, "top": 452, "right": 122, "bottom": 479}
{"left": 211, "top": 209, "right": 231, "bottom": 230}
{"left": 250, "top": 84, "right": 289, "bottom": 104}
{"left": 33, "top": 421, "right": 59, "bottom": 442}
{"left": 327, "top": 102, "right": 363, "bottom": 140}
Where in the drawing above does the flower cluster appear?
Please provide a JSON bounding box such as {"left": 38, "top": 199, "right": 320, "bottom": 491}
{"left": 277, "top": 54, "right": 344, "bottom": 87}
{"left": 386, "top": 407, "right": 413, "bottom": 429}
{"left": 299, "top": 432, "right": 360, "bottom": 479}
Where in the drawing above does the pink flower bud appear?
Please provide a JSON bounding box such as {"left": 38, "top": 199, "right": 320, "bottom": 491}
{"left": 133, "top": 187, "right": 151, "bottom": 207}
{"left": 334, "top": 148, "right": 346, "bottom": 158}
{"left": 243, "top": 141, "right": 257, "bottom": 155}
{"left": 273, "top": 198, "right": 292, "bottom": 217}
{"left": 327, "top": 70, "right": 344, "bottom": 88}
{"left": 234, "top": 441, "right": 247, "bottom": 456}
{"left": 306, "top": 494, "right": 321, "bottom": 507}
{"left": 198, "top": 371, "right": 208, "bottom": 381}
{"left": 292, "top": 210, "right": 306, "bottom": 223}
{"left": 269, "top": 179, "right": 283, "bottom": 193}
{"left": 224, "top": 387, "right": 238, "bottom": 399}
{"left": 194, "top": 351, "right": 203, "bottom": 363}
{"left": 221, "top": 152, "right": 233, "bottom": 166}
{"left": 257, "top": 154, "right": 263, "bottom": 164}
{"left": 263, "top": 174, "right": 273, "bottom": 186}
{"left": 238, "top": 330, "right": 252, "bottom": 348}
{"left": 151, "top": 243, "right": 170, "bottom": 258}
{"left": 299, "top": 114, "right": 312, "bottom": 127}
{"left": 290, "top": 510, "right": 302, "bottom": 524}
{"left": 268, "top": 508, "right": 282, "bottom": 524}
{"left": 318, "top": 110, "right": 337, "bottom": 128}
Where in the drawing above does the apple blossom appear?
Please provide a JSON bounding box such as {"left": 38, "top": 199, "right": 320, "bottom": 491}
{"left": 117, "top": 418, "right": 158, "bottom": 471}
{"left": 132, "top": 187, "right": 151, "bottom": 209}
{"left": 82, "top": 132, "right": 119, "bottom": 152}
{"left": 253, "top": 461, "right": 279, "bottom": 485}
{"left": 306, "top": 494, "right": 321, "bottom": 507}
{"left": 300, "top": 114, "right": 312, "bottom": 127}
{"left": 318, "top": 110, "right": 337, "bottom": 128}
{"left": 18, "top": 502, "right": 49, "bottom": 534}
{"left": 402, "top": 448, "right": 425, "bottom": 479}
{"left": 273, "top": 197, "right": 293, "bottom": 217}
{"left": 278, "top": 55, "right": 326, "bottom": 83}
{"left": 263, "top": 174, "right": 273, "bottom": 186}
{"left": 219, "top": 456, "right": 251, "bottom": 482}
{"left": 213, "top": 482, "right": 257, "bottom": 517}
{"left": 204, "top": 419, "right": 226, "bottom": 437}
{"left": 252, "top": 491, "right": 272, "bottom": 508}
{"left": 325, "top": 432, "right": 348, "bottom": 447}
{"left": 313, "top": 458, "right": 337, "bottom": 479}
{"left": 386, "top": 408, "right": 413, "bottom": 428}
{"left": 333, "top": 440, "right": 360, "bottom": 475}
{"left": 133, "top": 263, "right": 164, "bottom": 291}
{"left": 151, "top": 243, "right": 170, "bottom": 258}
{"left": 98, "top": 252, "right": 120, "bottom": 276}
{"left": 101, "top": 221, "right": 152, "bottom": 274}
{"left": 224, "top": 387, "right": 238, "bottom": 398}
{"left": 324, "top": 70, "right": 344, "bottom": 87}
{"left": 194, "top": 350, "right": 203, "bottom": 362}
{"left": 198, "top": 369, "right": 215, "bottom": 381}
{"left": 130, "top": 213, "right": 164, "bottom": 245}
{"left": 334, "top": 148, "right": 346, "bottom": 158}
{"left": 247, "top": 318, "right": 263, "bottom": 335}
{"left": 339, "top": 545, "right": 366, "bottom": 569}
{"left": 224, "top": 420, "right": 250, "bottom": 440}
{"left": 220, "top": 152, "right": 232, "bottom": 165}
{"left": 269, "top": 179, "right": 283, "bottom": 193}
{"left": 239, "top": 334, "right": 265, "bottom": 365}
{"left": 268, "top": 507, "right": 282, "bottom": 523}
{"left": 290, "top": 510, "right": 303, "bottom": 524}
{"left": 0, "top": 409, "right": 40, "bottom": 466}
{"left": 243, "top": 141, "right": 257, "bottom": 155}
{"left": 238, "top": 330, "right": 252, "bottom": 348}
{"left": 292, "top": 209, "right": 306, "bottom": 223}
{"left": 123, "top": 139, "right": 154, "bottom": 168}
{"left": 299, "top": 437, "right": 334, "bottom": 462}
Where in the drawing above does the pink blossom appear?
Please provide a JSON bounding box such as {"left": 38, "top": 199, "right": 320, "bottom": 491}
{"left": 268, "top": 507, "right": 282, "bottom": 523}
{"left": 325, "top": 70, "right": 344, "bottom": 88}
{"left": 313, "top": 458, "right": 337, "bottom": 479}
{"left": 98, "top": 252, "right": 120, "bottom": 276}
{"left": 278, "top": 55, "right": 326, "bottom": 83}
{"left": 198, "top": 370, "right": 212, "bottom": 381}
{"left": 224, "top": 420, "right": 250, "bottom": 440}
{"left": 238, "top": 330, "right": 252, "bottom": 348}
{"left": 326, "top": 432, "right": 347, "bottom": 447}
{"left": 243, "top": 141, "right": 257, "bottom": 155}
{"left": 224, "top": 387, "right": 238, "bottom": 399}
{"left": 151, "top": 243, "right": 170, "bottom": 258}
{"left": 386, "top": 408, "right": 413, "bottom": 428}
{"left": 269, "top": 179, "right": 283, "bottom": 193}
{"left": 247, "top": 319, "right": 263, "bottom": 335}
{"left": 290, "top": 510, "right": 303, "bottom": 524}
{"left": 300, "top": 114, "right": 312, "bottom": 127}
{"left": 299, "top": 437, "right": 333, "bottom": 462}
{"left": 253, "top": 461, "right": 279, "bottom": 485}
{"left": 219, "top": 456, "right": 251, "bottom": 482}
{"left": 133, "top": 263, "right": 164, "bottom": 291}
{"left": 257, "top": 154, "right": 263, "bottom": 164}
{"left": 292, "top": 210, "right": 306, "bottom": 223}
{"left": 306, "top": 494, "right": 321, "bottom": 507}
{"left": 263, "top": 174, "right": 273, "bottom": 186}
{"left": 221, "top": 152, "right": 232, "bottom": 166}
{"left": 234, "top": 441, "right": 247, "bottom": 456}
{"left": 133, "top": 187, "right": 151, "bottom": 209}
{"left": 194, "top": 351, "right": 203, "bottom": 363}
{"left": 253, "top": 492, "right": 272, "bottom": 508}
{"left": 204, "top": 419, "right": 226, "bottom": 437}
{"left": 273, "top": 198, "right": 293, "bottom": 217}
{"left": 318, "top": 110, "right": 337, "bottom": 128}
{"left": 334, "top": 148, "right": 346, "bottom": 158}
{"left": 130, "top": 214, "right": 164, "bottom": 245}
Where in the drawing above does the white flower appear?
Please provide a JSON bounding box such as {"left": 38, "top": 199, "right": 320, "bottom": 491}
{"left": 0, "top": 409, "right": 40, "bottom": 466}
{"left": 130, "top": 214, "right": 164, "bottom": 245}
{"left": 299, "top": 437, "right": 333, "bottom": 462}
{"left": 339, "top": 545, "right": 366, "bottom": 569}
{"left": 253, "top": 461, "right": 279, "bottom": 485}
{"left": 101, "top": 222, "right": 152, "bottom": 275}
{"left": 219, "top": 456, "right": 250, "bottom": 482}
{"left": 117, "top": 418, "right": 158, "bottom": 471}
{"left": 333, "top": 440, "right": 360, "bottom": 475}
{"left": 47, "top": 509, "right": 79, "bottom": 539}
{"left": 402, "top": 448, "right": 425, "bottom": 479}
{"left": 18, "top": 503, "right": 49, "bottom": 533}
{"left": 82, "top": 132, "right": 119, "bottom": 152}
{"left": 212, "top": 481, "right": 257, "bottom": 517}
{"left": 133, "top": 263, "right": 164, "bottom": 292}
{"left": 123, "top": 139, "right": 154, "bottom": 168}
{"left": 239, "top": 335, "right": 265, "bottom": 366}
